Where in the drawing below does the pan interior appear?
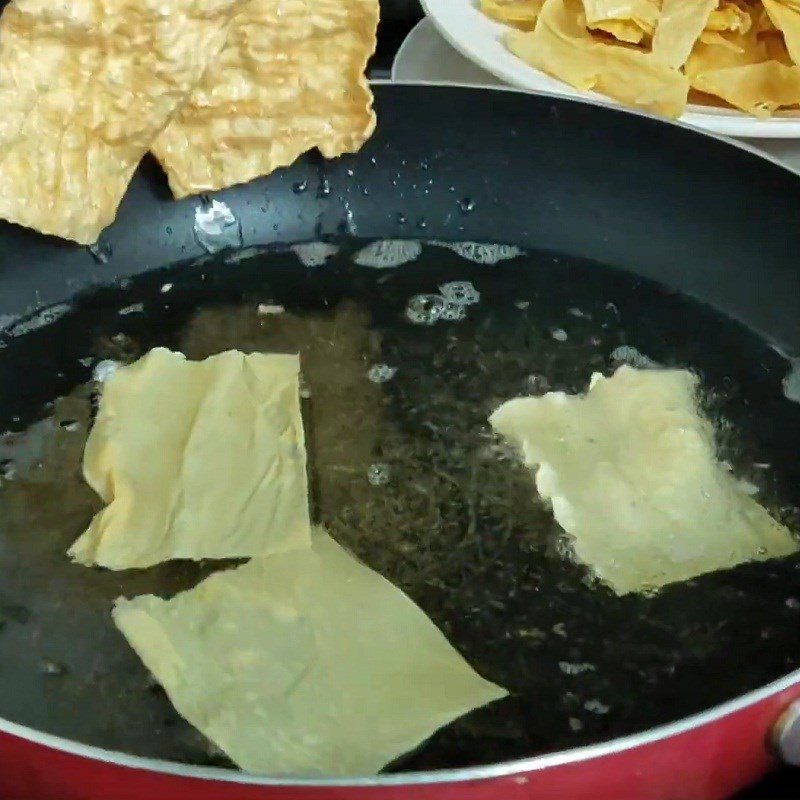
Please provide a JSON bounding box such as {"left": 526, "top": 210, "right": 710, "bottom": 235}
{"left": 0, "top": 239, "right": 798, "bottom": 772}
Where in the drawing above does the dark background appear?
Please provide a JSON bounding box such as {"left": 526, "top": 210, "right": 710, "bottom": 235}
{"left": 370, "top": 0, "right": 422, "bottom": 77}
{"left": 369, "top": 2, "right": 797, "bottom": 798}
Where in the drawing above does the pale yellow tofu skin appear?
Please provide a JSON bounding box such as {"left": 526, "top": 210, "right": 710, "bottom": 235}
{"left": 69, "top": 348, "right": 311, "bottom": 569}
{"left": 0, "top": 0, "right": 243, "bottom": 244}
{"left": 152, "top": 0, "right": 379, "bottom": 198}
{"left": 113, "top": 529, "right": 507, "bottom": 776}
{"left": 490, "top": 366, "right": 798, "bottom": 595}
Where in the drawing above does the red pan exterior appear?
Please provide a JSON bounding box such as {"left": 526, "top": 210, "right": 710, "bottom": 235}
{"left": 0, "top": 677, "right": 797, "bottom": 800}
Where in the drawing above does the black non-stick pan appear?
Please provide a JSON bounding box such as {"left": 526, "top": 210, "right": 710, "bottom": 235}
{"left": 0, "top": 86, "right": 798, "bottom": 798}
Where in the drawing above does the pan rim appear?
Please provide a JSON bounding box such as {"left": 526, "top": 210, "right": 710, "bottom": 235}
{"left": 1, "top": 665, "right": 797, "bottom": 783}
{"left": 378, "top": 80, "right": 800, "bottom": 180}
{"left": 2, "top": 82, "right": 799, "bottom": 785}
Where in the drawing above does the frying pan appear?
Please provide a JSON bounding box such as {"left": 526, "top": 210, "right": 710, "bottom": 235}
{"left": 0, "top": 84, "right": 799, "bottom": 800}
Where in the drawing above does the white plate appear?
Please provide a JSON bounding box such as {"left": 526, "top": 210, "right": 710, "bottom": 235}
{"left": 392, "top": 16, "right": 504, "bottom": 85}
{"left": 420, "top": 0, "right": 800, "bottom": 138}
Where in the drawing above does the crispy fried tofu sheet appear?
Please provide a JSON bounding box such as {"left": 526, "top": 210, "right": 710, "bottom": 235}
{"left": 763, "top": 0, "right": 800, "bottom": 64}
{"left": 686, "top": 27, "right": 767, "bottom": 75}
{"left": 652, "top": 0, "right": 717, "bottom": 68}
{"left": 152, "top": 0, "right": 379, "bottom": 198}
{"left": 691, "top": 59, "right": 800, "bottom": 115}
{"left": 686, "top": 18, "right": 800, "bottom": 116}
{"left": 69, "top": 348, "right": 311, "bottom": 569}
{"left": 484, "top": 0, "right": 800, "bottom": 118}
{"left": 480, "top": 0, "right": 543, "bottom": 30}
{"left": 490, "top": 366, "right": 798, "bottom": 595}
{"left": 113, "top": 529, "right": 507, "bottom": 776}
{"left": 508, "top": 0, "right": 689, "bottom": 118}
{"left": 0, "top": 0, "right": 241, "bottom": 244}
{"left": 706, "top": 2, "right": 753, "bottom": 35}
{"left": 582, "top": 0, "right": 659, "bottom": 43}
